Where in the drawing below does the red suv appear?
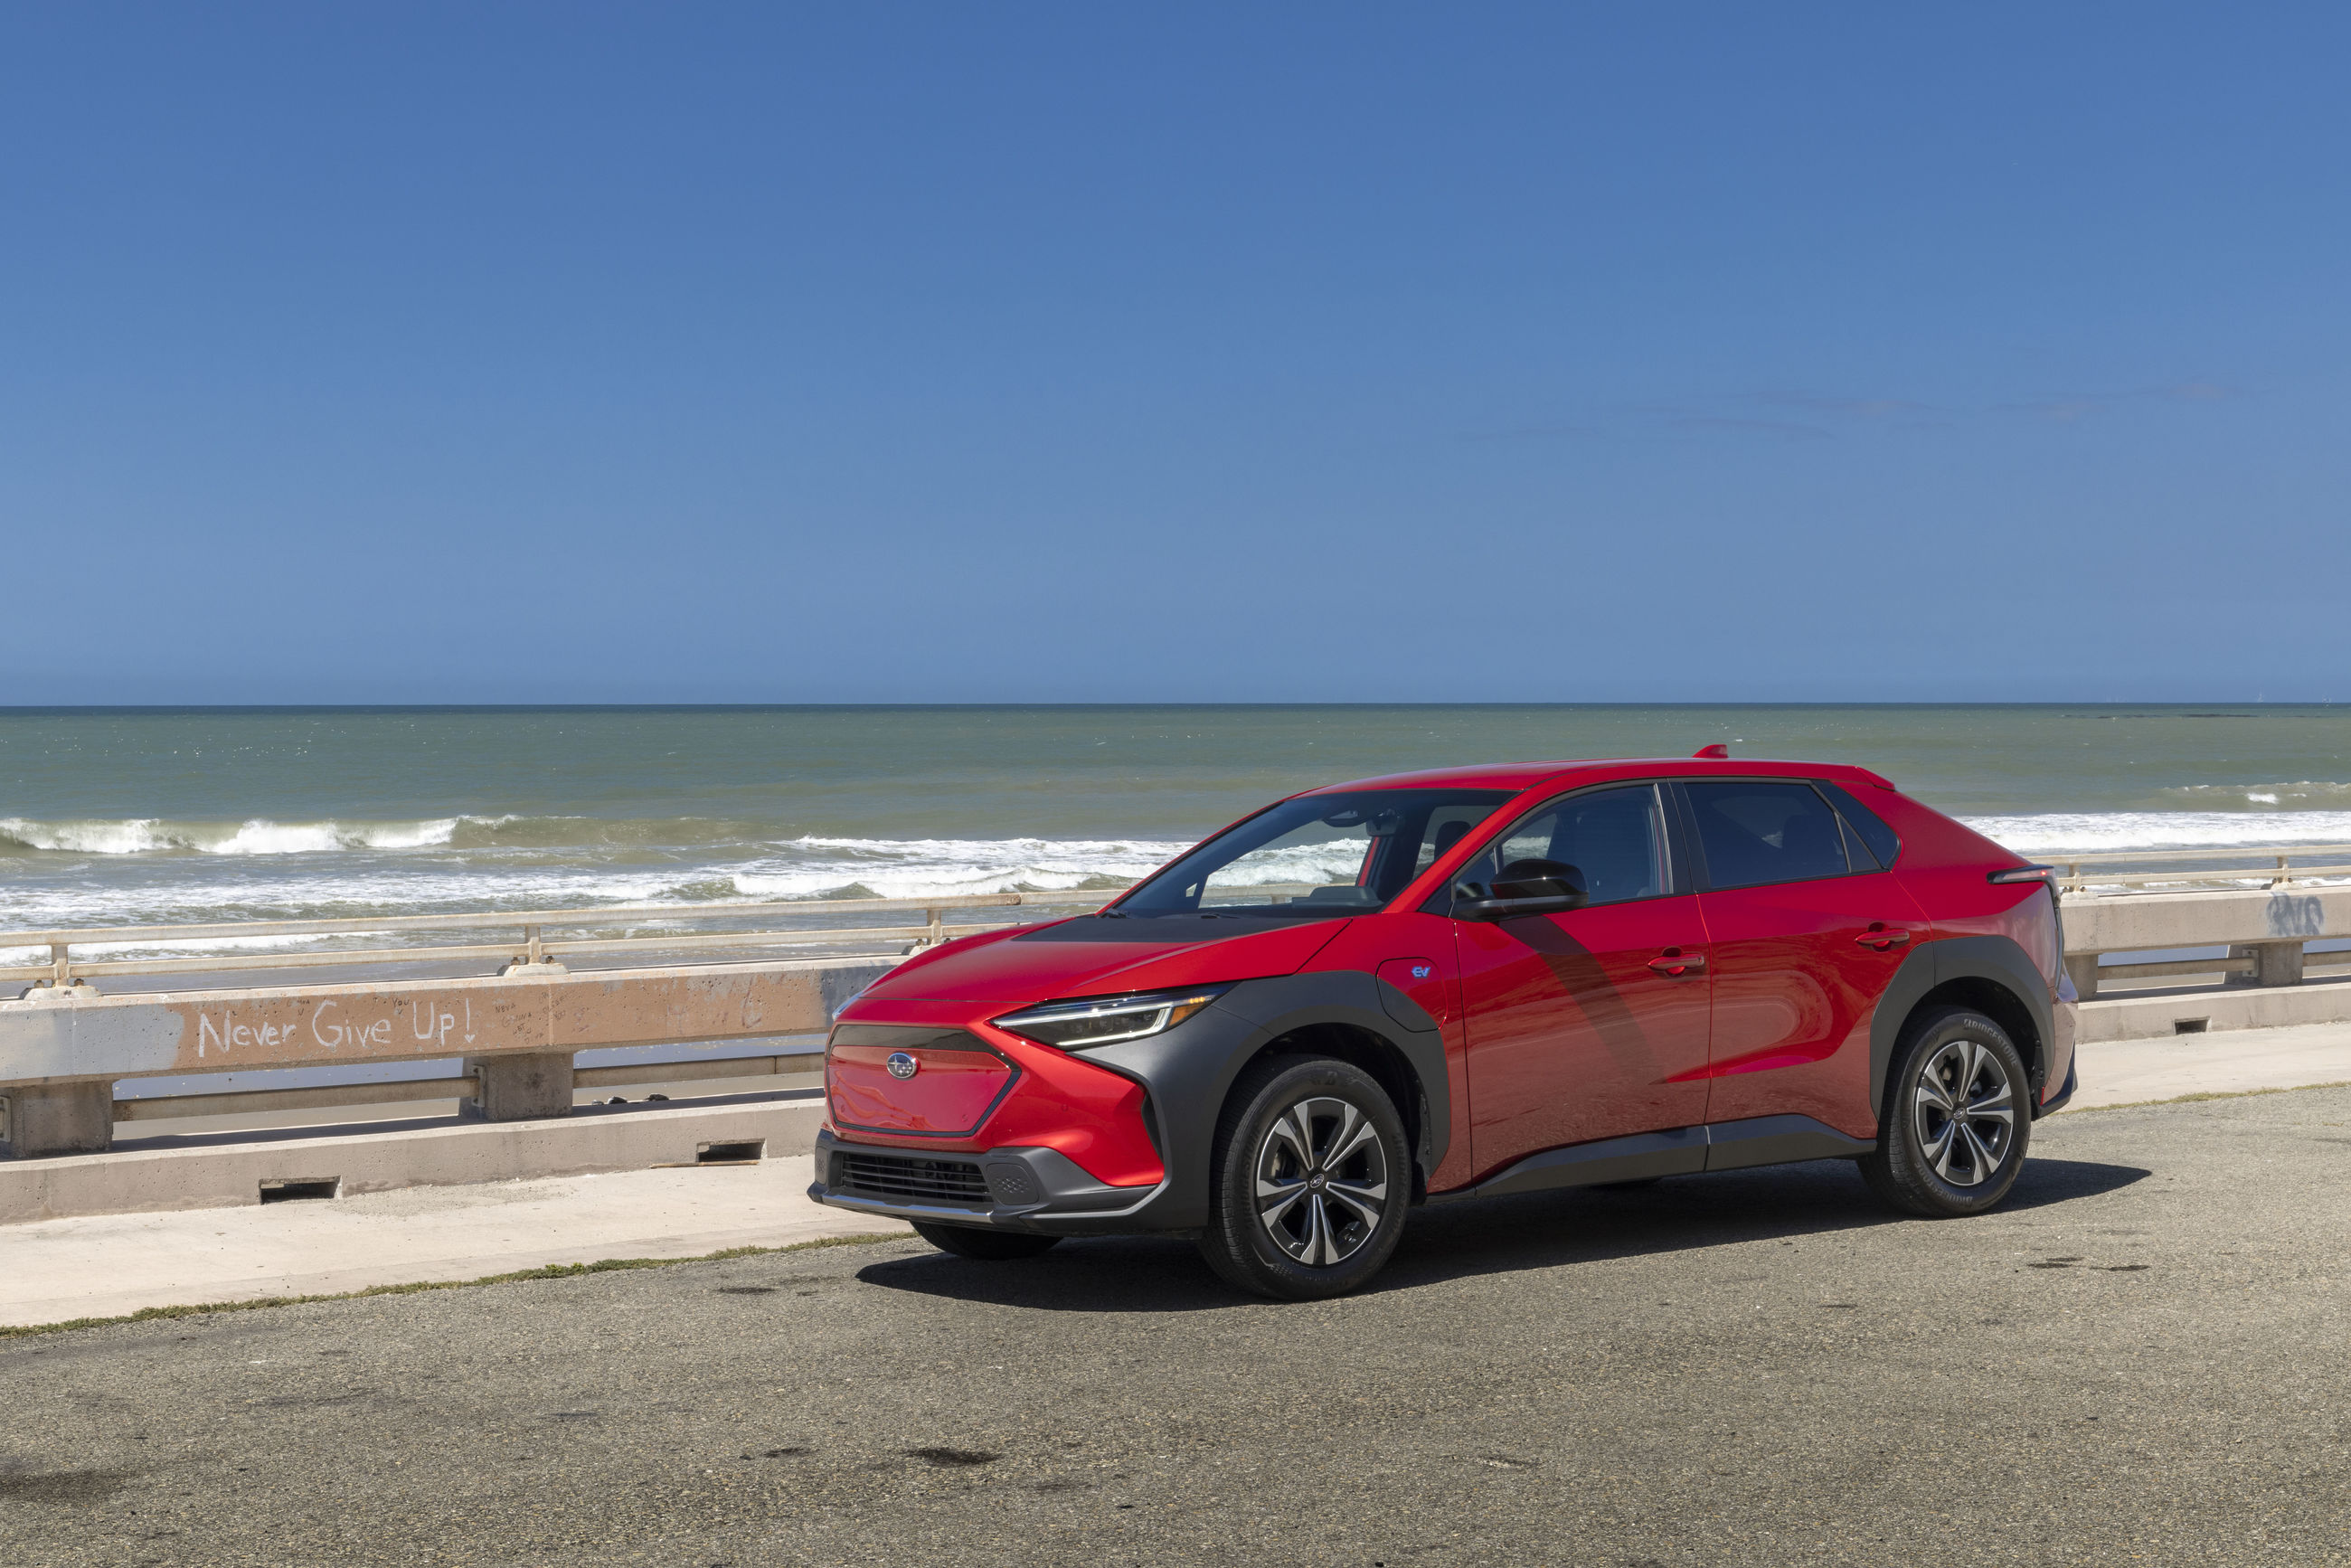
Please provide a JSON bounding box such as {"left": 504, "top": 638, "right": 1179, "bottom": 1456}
{"left": 810, "top": 754, "right": 2078, "bottom": 1299}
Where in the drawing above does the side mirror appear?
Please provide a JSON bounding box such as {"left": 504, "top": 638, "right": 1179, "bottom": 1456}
{"left": 1453, "top": 859, "right": 1587, "bottom": 921}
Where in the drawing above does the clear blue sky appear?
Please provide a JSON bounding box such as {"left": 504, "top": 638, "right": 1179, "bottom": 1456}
{"left": 4, "top": 5, "right": 2346, "bottom": 704}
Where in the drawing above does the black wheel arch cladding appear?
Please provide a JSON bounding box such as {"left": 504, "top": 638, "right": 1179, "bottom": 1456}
{"left": 1079, "top": 970, "right": 1449, "bottom": 1231}
{"left": 1869, "top": 934, "right": 2054, "bottom": 1115}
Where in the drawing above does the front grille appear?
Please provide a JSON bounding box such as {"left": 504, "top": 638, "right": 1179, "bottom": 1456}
{"left": 836, "top": 1152, "right": 989, "bottom": 1205}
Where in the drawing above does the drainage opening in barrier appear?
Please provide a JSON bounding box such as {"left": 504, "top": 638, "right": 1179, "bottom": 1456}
{"left": 2174, "top": 1018, "right": 2210, "bottom": 1035}
{"left": 260, "top": 1177, "right": 342, "bottom": 1203}
{"left": 697, "top": 1140, "right": 765, "bottom": 1165}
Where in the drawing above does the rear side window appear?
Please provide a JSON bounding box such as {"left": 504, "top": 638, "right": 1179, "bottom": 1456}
{"left": 1818, "top": 781, "right": 1902, "bottom": 868}
{"left": 1683, "top": 781, "right": 1851, "bottom": 890}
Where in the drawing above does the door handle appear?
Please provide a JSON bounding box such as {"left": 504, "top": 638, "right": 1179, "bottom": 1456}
{"left": 1648, "top": 949, "right": 1706, "bottom": 978}
{"left": 1855, "top": 924, "right": 1914, "bottom": 951}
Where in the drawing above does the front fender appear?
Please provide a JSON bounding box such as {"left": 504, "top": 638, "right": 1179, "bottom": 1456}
{"left": 1081, "top": 971, "right": 1448, "bottom": 1232}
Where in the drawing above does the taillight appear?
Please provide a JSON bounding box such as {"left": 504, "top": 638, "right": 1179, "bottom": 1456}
{"left": 2016, "top": 883, "right": 2062, "bottom": 990}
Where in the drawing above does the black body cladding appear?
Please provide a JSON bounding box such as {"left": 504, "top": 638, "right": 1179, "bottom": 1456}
{"left": 1868, "top": 934, "right": 2055, "bottom": 1113}
{"left": 1081, "top": 971, "right": 1450, "bottom": 1232}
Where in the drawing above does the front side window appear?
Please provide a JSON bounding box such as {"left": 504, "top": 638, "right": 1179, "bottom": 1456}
{"left": 1683, "top": 780, "right": 1851, "bottom": 890}
{"left": 1452, "top": 784, "right": 1668, "bottom": 908}
{"left": 1116, "top": 789, "right": 1514, "bottom": 918}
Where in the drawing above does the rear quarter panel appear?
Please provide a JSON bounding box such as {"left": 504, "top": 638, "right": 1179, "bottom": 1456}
{"left": 1869, "top": 786, "right": 2072, "bottom": 1100}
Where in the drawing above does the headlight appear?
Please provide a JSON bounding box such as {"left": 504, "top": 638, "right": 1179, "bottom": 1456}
{"left": 992, "top": 987, "right": 1227, "bottom": 1050}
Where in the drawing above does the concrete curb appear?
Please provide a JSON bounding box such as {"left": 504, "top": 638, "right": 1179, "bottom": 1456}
{"left": 0, "top": 1094, "right": 827, "bottom": 1225}
{"left": 2078, "top": 978, "right": 2351, "bottom": 1041}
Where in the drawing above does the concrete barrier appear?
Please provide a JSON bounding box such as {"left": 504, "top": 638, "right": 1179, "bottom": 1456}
{"left": 0, "top": 885, "right": 1132, "bottom": 1157}
{"left": 2064, "top": 885, "right": 2351, "bottom": 1040}
{"left": 0, "top": 957, "right": 889, "bottom": 1158}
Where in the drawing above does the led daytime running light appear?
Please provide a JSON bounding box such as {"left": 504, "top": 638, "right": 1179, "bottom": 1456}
{"left": 993, "top": 987, "right": 1225, "bottom": 1050}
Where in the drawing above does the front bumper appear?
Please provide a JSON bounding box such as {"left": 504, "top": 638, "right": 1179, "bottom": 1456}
{"left": 807, "top": 1129, "right": 1184, "bottom": 1236}
{"left": 2035, "top": 1053, "right": 2080, "bottom": 1118}
{"left": 810, "top": 969, "right": 1449, "bottom": 1234}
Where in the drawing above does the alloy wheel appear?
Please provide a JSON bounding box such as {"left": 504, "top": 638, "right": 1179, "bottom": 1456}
{"left": 1253, "top": 1096, "right": 1391, "bottom": 1267}
{"left": 1912, "top": 1036, "right": 2016, "bottom": 1187}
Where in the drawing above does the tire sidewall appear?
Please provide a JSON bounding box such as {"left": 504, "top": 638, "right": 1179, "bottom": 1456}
{"left": 1204, "top": 1055, "right": 1411, "bottom": 1299}
{"left": 1883, "top": 1008, "right": 2033, "bottom": 1214}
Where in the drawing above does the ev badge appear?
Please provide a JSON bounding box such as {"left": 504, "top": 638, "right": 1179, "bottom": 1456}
{"left": 885, "top": 1052, "right": 919, "bottom": 1081}
{"left": 1411, "top": 965, "right": 1432, "bottom": 979}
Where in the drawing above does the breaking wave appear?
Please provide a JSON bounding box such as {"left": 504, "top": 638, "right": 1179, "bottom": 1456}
{"left": 17, "top": 798, "right": 2351, "bottom": 953}
{"left": 728, "top": 836, "right": 1193, "bottom": 902}
{"left": 0, "top": 816, "right": 463, "bottom": 856}
{"left": 0, "top": 814, "right": 794, "bottom": 857}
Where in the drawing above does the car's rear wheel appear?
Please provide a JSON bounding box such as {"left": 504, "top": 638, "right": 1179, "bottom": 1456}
{"left": 1198, "top": 1054, "right": 1411, "bottom": 1300}
{"left": 910, "top": 1221, "right": 1062, "bottom": 1260}
{"left": 1859, "top": 1006, "right": 2032, "bottom": 1216}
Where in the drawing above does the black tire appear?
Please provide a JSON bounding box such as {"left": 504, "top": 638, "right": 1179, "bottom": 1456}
{"left": 1197, "top": 1054, "right": 1411, "bottom": 1301}
{"left": 1859, "top": 1006, "right": 2033, "bottom": 1217}
{"left": 910, "top": 1221, "right": 1062, "bottom": 1260}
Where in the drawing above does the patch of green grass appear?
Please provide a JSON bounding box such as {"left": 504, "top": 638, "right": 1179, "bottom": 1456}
{"left": 2063, "top": 1080, "right": 2351, "bottom": 1114}
{"left": 0, "top": 1231, "right": 905, "bottom": 1341}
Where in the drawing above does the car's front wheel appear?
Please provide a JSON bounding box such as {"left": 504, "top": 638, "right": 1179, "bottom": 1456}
{"left": 1198, "top": 1054, "right": 1411, "bottom": 1300}
{"left": 1859, "top": 1006, "right": 2032, "bottom": 1216}
{"left": 911, "top": 1221, "right": 1062, "bottom": 1260}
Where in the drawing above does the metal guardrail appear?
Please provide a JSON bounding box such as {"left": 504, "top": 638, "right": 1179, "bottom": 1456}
{"left": 107, "top": 1046, "right": 826, "bottom": 1123}
{"left": 2092, "top": 949, "right": 2351, "bottom": 985}
{"left": 2057, "top": 862, "right": 2351, "bottom": 1002}
{"left": 2048, "top": 843, "right": 2351, "bottom": 894}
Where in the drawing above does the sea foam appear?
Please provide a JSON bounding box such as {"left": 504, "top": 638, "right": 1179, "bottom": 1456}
{"left": 728, "top": 836, "right": 1195, "bottom": 902}
{"left": 1959, "top": 811, "right": 2351, "bottom": 855}
{"left": 0, "top": 817, "right": 462, "bottom": 855}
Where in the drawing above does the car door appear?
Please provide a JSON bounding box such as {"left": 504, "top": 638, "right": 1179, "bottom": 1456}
{"left": 1676, "top": 779, "right": 1931, "bottom": 1139}
{"left": 1449, "top": 782, "right": 1714, "bottom": 1176}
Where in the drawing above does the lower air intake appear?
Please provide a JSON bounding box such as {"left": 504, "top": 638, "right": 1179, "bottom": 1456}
{"left": 836, "top": 1153, "right": 989, "bottom": 1204}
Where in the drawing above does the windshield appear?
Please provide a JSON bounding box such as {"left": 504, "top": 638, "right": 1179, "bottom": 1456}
{"left": 1113, "top": 789, "right": 1514, "bottom": 919}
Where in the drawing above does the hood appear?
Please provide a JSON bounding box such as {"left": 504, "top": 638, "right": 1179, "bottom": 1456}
{"left": 849, "top": 915, "right": 1355, "bottom": 1009}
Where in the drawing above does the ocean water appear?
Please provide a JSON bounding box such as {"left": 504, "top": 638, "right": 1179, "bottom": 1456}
{"left": 5, "top": 704, "right": 2351, "bottom": 957}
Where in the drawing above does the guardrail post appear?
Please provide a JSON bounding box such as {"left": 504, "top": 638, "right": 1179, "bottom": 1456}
{"left": 463, "top": 1053, "right": 574, "bottom": 1121}
{"left": 0, "top": 1082, "right": 114, "bottom": 1159}
{"left": 2063, "top": 954, "right": 2101, "bottom": 1002}
{"left": 2225, "top": 940, "right": 2306, "bottom": 989}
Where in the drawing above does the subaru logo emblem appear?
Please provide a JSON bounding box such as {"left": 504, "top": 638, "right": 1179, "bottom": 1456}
{"left": 885, "top": 1052, "right": 919, "bottom": 1081}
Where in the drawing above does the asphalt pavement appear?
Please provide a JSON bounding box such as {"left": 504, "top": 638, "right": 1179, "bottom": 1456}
{"left": 4, "top": 1088, "right": 2348, "bottom": 1567}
